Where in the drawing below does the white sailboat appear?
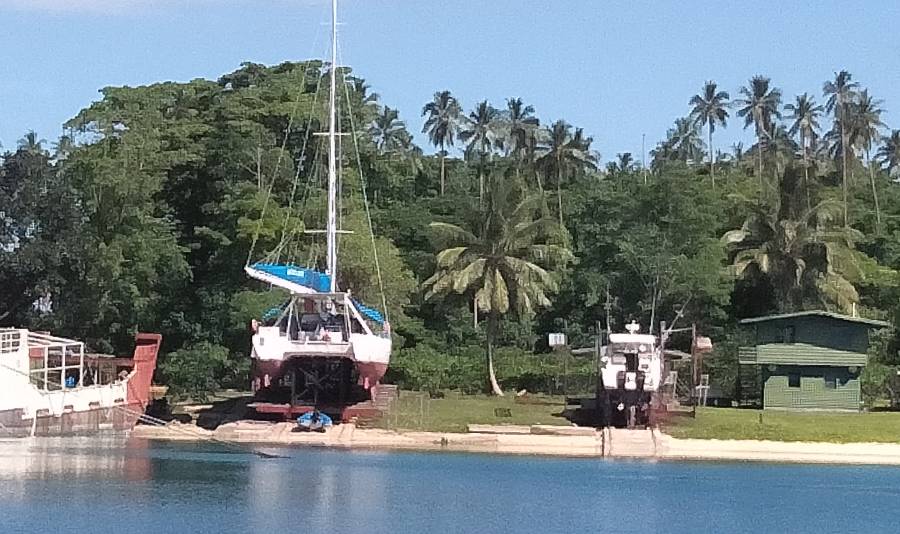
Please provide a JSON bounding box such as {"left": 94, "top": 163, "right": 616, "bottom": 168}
{"left": 245, "top": 0, "right": 391, "bottom": 417}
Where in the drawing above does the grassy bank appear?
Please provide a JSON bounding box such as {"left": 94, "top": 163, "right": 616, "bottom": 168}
{"left": 381, "top": 391, "right": 568, "bottom": 433}
{"left": 665, "top": 407, "right": 900, "bottom": 443}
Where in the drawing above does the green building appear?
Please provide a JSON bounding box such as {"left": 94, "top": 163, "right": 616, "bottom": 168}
{"left": 738, "top": 311, "right": 890, "bottom": 411}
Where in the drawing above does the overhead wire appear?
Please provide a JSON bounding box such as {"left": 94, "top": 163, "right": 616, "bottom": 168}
{"left": 337, "top": 42, "right": 390, "bottom": 324}
{"left": 270, "top": 61, "right": 326, "bottom": 264}
{"left": 246, "top": 18, "right": 326, "bottom": 267}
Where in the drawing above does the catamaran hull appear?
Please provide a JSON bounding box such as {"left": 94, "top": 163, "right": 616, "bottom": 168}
{"left": 250, "top": 326, "right": 391, "bottom": 396}
{"left": 251, "top": 357, "right": 388, "bottom": 393}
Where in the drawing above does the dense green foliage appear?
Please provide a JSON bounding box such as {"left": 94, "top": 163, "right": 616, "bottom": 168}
{"left": 3, "top": 63, "right": 900, "bottom": 402}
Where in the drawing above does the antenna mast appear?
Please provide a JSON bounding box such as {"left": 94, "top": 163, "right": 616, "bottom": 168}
{"left": 326, "top": 0, "right": 339, "bottom": 292}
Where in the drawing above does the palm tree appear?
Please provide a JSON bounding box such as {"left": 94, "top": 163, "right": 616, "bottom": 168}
{"left": 785, "top": 93, "right": 823, "bottom": 210}
{"left": 18, "top": 131, "right": 47, "bottom": 155}
{"left": 736, "top": 76, "right": 782, "bottom": 197}
{"left": 459, "top": 100, "right": 501, "bottom": 206}
{"left": 610, "top": 152, "right": 635, "bottom": 174}
{"left": 422, "top": 90, "right": 462, "bottom": 195}
{"left": 394, "top": 130, "right": 424, "bottom": 176}
{"left": 877, "top": 130, "right": 900, "bottom": 178}
{"left": 689, "top": 81, "right": 729, "bottom": 187}
{"left": 369, "top": 106, "right": 406, "bottom": 154}
{"left": 666, "top": 117, "right": 706, "bottom": 163}
{"left": 536, "top": 120, "right": 598, "bottom": 226}
{"left": 823, "top": 70, "right": 859, "bottom": 227}
{"left": 766, "top": 125, "right": 798, "bottom": 179}
{"left": 347, "top": 77, "right": 380, "bottom": 111}
{"left": 424, "top": 178, "right": 572, "bottom": 395}
{"left": 504, "top": 98, "right": 540, "bottom": 189}
{"left": 723, "top": 197, "right": 863, "bottom": 313}
{"left": 848, "top": 89, "right": 886, "bottom": 231}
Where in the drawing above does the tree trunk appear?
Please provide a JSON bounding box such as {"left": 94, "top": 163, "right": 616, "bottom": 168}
{"left": 556, "top": 166, "right": 564, "bottom": 227}
{"left": 757, "top": 135, "right": 764, "bottom": 203}
{"left": 841, "top": 116, "right": 849, "bottom": 227}
{"left": 479, "top": 167, "right": 484, "bottom": 209}
{"left": 486, "top": 316, "right": 504, "bottom": 396}
{"left": 802, "top": 131, "right": 811, "bottom": 212}
{"left": 868, "top": 148, "right": 881, "bottom": 232}
{"left": 708, "top": 125, "right": 715, "bottom": 189}
{"left": 440, "top": 153, "right": 446, "bottom": 196}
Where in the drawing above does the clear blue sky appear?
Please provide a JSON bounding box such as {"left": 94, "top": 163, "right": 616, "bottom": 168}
{"left": 1, "top": 0, "right": 897, "bottom": 164}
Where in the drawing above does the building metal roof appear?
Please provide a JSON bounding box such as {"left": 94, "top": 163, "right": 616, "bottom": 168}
{"left": 738, "top": 310, "right": 890, "bottom": 328}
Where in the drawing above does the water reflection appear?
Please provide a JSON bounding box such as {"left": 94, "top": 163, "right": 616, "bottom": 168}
{"left": 0, "top": 440, "right": 898, "bottom": 533}
{"left": 246, "top": 449, "right": 388, "bottom": 531}
{"left": 0, "top": 436, "right": 151, "bottom": 482}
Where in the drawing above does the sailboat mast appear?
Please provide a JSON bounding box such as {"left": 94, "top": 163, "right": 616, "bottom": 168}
{"left": 326, "top": 0, "right": 339, "bottom": 293}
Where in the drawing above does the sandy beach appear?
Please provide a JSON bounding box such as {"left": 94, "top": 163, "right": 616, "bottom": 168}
{"left": 131, "top": 421, "right": 900, "bottom": 465}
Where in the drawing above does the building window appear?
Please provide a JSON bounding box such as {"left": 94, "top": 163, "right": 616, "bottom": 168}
{"left": 788, "top": 373, "right": 800, "bottom": 388}
{"left": 782, "top": 326, "right": 796, "bottom": 344}
{"left": 824, "top": 375, "right": 836, "bottom": 389}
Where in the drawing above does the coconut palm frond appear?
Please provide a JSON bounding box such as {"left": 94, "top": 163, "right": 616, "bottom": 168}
{"left": 722, "top": 229, "right": 748, "bottom": 245}
{"left": 450, "top": 258, "right": 487, "bottom": 294}
{"left": 816, "top": 271, "right": 859, "bottom": 315}
{"left": 434, "top": 246, "right": 470, "bottom": 269}
{"left": 428, "top": 222, "right": 478, "bottom": 247}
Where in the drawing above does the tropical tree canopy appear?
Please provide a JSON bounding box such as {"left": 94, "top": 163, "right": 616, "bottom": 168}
{"left": 6, "top": 60, "right": 900, "bottom": 406}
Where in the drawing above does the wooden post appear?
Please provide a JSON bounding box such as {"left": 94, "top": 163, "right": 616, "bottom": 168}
{"left": 660, "top": 320, "right": 667, "bottom": 410}
{"left": 595, "top": 321, "right": 603, "bottom": 427}
{"left": 691, "top": 323, "right": 697, "bottom": 418}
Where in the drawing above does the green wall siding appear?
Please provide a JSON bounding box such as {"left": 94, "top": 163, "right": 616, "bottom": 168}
{"left": 763, "top": 367, "right": 860, "bottom": 411}
{"left": 739, "top": 344, "right": 867, "bottom": 366}
{"left": 754, "top": 316, "right": 869, "bottom": 352}
{"left": 740, "top": 313, "right": 880, "bottom": 411}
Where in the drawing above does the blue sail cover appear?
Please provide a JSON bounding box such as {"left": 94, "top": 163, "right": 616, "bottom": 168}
{"left": 353, "top": 299, "right": 385, "bottom": 325}
{"left": 252, "top": 263, "right": 332, "bottom": 293}
{"left": 262, "top": 303, "right": 286, "bottom": 321}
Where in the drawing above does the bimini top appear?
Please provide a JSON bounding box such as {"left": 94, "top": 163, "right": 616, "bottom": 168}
{"left": 353, "top": 299, "right": 385, "bottom": 326}
{"left": 246, "top": 263, "right": 332, "bottom": 294}
{"left": 246, "top": 263, "right": 386, "bottom": 326}
{"left": 608, "top": 333, "right": 657, "bottom": 345}
{"left": 739, "top": 310, "right": 890, "bottom": 328}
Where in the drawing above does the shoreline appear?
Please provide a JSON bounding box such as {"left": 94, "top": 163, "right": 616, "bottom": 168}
{"left": 131, "top": 421, "right": 900, "bottom": 466}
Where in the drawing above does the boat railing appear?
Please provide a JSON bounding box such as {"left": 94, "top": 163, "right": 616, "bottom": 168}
{"left": 0, "top": 329, "right": 23, "bottom": 355}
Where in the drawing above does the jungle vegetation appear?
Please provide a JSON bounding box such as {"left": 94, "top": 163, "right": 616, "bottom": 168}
{"left": 3, "top": 63, "right": 900, "bottom": 403}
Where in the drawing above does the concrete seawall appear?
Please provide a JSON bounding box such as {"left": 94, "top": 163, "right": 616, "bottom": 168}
{"left": 131, "top": 422, "right": 900, "bottom": 465}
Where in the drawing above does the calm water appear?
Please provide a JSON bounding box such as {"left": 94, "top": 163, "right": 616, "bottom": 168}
{"left": 0, "top": 437, "right": 898, "bottom": 533}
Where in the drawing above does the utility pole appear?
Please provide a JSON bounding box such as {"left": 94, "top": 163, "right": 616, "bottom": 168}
{"left": 597, "top": 285, "right": 614, "bottom": 427}
{"left": 604, "top": 283, "right": 613, "bottom": 336}
{"left": 642, "top": 133, "right": 647, "bottom": 185}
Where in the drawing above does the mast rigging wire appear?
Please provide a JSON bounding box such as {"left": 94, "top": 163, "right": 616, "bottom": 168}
{"left": 337, "top": 44, "right": 390, "bottom": 323}
{"left": 245, "top": 21, "right": 325, "bottom": 267}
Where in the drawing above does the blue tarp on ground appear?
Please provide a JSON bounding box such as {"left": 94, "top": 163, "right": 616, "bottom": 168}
{"left": 252, "top": 263, "right": 332, "bottom": 293}
{"left": 297, "top": 411, "right": 333, "bottom": 430}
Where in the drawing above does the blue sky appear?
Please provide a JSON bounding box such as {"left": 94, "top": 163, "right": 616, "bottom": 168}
{"left": 1, "top": 0, "right": 897, "bottom": 164}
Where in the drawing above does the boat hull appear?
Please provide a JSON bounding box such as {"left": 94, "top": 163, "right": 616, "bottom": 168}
{"left": 251, "top": 357, "right": 388, "bottom": 393}
{"left": 0, "top": 330, "right": 161, "bottom": 438}
{"left": 250, "top": 326, "right": 391, "bottom": 397}
{"left": 0, "top": 403, "right": 145, "bottom": 438}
